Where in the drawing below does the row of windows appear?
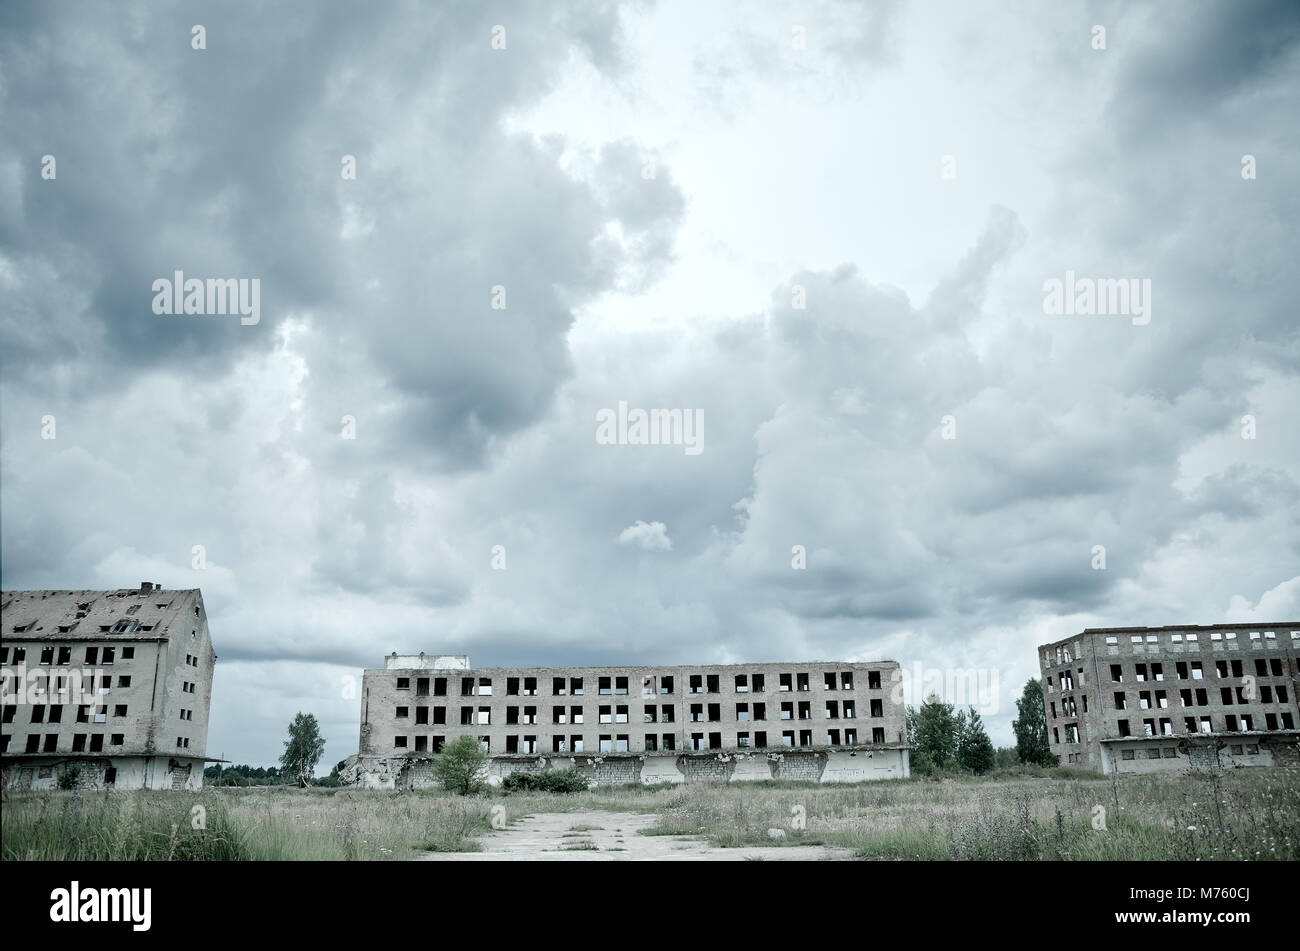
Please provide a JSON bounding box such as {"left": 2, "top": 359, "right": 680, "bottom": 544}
{"left": 1109, "top": 685, "right": 1291, "bottom": 710}
{"left": 1108, "top": 658, "right": 1288, "bottom": 683}
{"left": 392, "top": 726, "right": 888, "bottom": 753}
{"left": 2, "top": 673, "right": 133, "bottom": 694}
{"left": 393, "top": 670, "right": 885, "bottom": 697}
{"left": 1054, "top": 709, "right": 1297, "bottom": 745}
{"left": 1114, "top": 711, "right": 1296, "bottom": 737}
{"left": 3, "top": 732, "right": 123, "bottom": 753}
{"left": 3, "top": 703, "right": 125, "bottom": 724}
{"left": 1045, "top": 630, "right": 1299, "bottom": 666}
{"left": 394, "top": 698, "right": 888, "bottom": 726}
{"left": 1052, "top": 681, "right": 1293, "bottom": 720}
{"left": 1116, "top": 743, "right": 1264, "bottom": 761}
{"left": 1046, "top": 656, "right": 1293, "bottom": 694}
{"left": 1, "top": 645, "right": 137, "bottom": 665}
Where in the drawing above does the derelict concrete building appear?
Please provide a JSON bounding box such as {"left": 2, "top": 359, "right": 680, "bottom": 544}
{"left": 342, "top": 653, "right": 910, "bottom": 787}
{"left": 0, "top": 584, "right": 217, "bottom": 790}
{"left": 1039, "top": 623, "right": 1300, "bottom": 774}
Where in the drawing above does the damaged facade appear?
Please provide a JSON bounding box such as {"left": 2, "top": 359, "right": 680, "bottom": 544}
{"left": 343, "top": 653, "right": 910, "bottom": 788}
{"left": 0, "top": 585, "right": 218, "bottom": 790}
{"left": 1039, "top": 623, "right": 1300, "bottom": 774}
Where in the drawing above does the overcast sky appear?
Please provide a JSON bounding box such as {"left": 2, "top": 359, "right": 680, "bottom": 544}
{"left": 2, "top": 0, "right": 1298, "bottom": 768}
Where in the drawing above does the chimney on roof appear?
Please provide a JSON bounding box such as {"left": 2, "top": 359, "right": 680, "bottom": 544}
{"left": 141, "top": 582, "right": 154, "bottom": 594}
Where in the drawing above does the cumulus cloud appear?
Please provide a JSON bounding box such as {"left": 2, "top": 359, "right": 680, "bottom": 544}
{"left": 617, "top": 520, "right": 674, "bottom": 551}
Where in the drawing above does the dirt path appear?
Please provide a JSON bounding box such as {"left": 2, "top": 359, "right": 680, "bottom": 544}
{"left": 420, "top": 809, "right": 853, "bottom": 861}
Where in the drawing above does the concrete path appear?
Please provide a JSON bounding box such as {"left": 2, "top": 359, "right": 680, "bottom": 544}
{"left": 420, "top": 809, "right": 853, "bottom": 861}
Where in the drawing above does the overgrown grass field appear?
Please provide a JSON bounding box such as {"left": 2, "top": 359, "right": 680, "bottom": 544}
{"left": 3, "top": 767, "right": 1296, "bottom": 860}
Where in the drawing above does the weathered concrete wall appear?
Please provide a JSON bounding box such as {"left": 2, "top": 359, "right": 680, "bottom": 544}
{"left": 345, "top": 749, "right": 910, "bottom": 790}
{"left": 2, "top": 755, "right": 205, "bottom": 791}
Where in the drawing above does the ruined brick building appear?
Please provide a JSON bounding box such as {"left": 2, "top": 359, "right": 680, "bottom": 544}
{"left": 1039, "top": 623, "right": 1300, "bottom": 774}
{"left": 0, "top": 585, "right": 217, "bottom": 790}
{"left": 340, "top": 653, "right": 910, "bottom": 787}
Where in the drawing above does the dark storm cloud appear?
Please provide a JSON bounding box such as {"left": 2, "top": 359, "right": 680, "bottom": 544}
{"left": 1, "top": 0, "right": 681, "bottom": 464}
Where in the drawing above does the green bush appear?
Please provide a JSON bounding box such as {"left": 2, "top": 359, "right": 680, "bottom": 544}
{"left": 56, "top": 766, "right": 81, "bottom": 790}
{"left": 501, "top": 767, "right": 589, "bottom": 793}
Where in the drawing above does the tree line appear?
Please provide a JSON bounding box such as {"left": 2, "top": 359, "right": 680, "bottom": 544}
{"left": 906, "top": 678, "right": 1053, "bottom": 775}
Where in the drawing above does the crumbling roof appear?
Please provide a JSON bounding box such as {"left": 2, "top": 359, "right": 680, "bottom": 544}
{"left": 0, "top": 586, "right": 203, "bottom": 641}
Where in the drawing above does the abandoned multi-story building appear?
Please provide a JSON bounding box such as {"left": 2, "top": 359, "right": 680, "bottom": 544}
{"left": 1039, "top": 623, "right": 1300, "bottom": 774}
{"left": 341, "top": 653, "right": 910, "bottom": 787}
{"left": 0, "top": 584, "right": 217, "bottom": 790}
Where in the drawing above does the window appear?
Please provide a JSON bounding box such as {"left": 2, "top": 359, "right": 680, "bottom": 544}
{"left": 463, "top": 677, "right": 476, "bottom": 696}
{"left": 615, "top": 676, "right": 628, "bottom": 695}
{"left": 394, "top": 735, "right": 408, "bottom": 748}
{"left": 478, "top": 678, "right": 492, "bottom": 696}
{"left": 600, "top": 677, "right": 613, "bottom": 695}
{"left": 659, "top": 676, "right": 673, "bottom": 694}
{"left": 85, "top": 647, "right": 98, "bottom": 664}
{"left": 737, "top": 703, "right": 750, "bottom": 721}
{"left": 796, "top": 673, "right": 809, "bottom": 691}
{"left": 753, "top": 703, "right": 766, "bottom": 721}
{"left": 395, "top": 706, "right": 409, "bottom": 718}
{"left": 843, "top": 701, "right": 856, "bottom": 718}
{"left": 706, "top": 674, "right": 719, "bottom": 693}
{"left": 751, "top": 674, "right": 764, "bottom": 692}
{"left": 824, "top": 672, "right": 837, "bottom": 690}
{"left": 571, "top": 677, "right": 583, "bottom": 695}
{"left": 689, "top": 675, "right": 703, "bottom": 694}
{"left": 396, "top": 676, "right": 410, "bottom": 690}
{"left": 735, "top": 674, "right": 749, "bottom": 693}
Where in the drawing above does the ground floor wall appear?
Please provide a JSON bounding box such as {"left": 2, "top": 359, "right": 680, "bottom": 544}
{"left": 1096, "top": 735, "right": 1299, "bottom": 775}
{"left": 0, "top": 755, "right": 206, "bottom": 791}
{"left": 340, "top": 747, "right": 910, "bottom": 790}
